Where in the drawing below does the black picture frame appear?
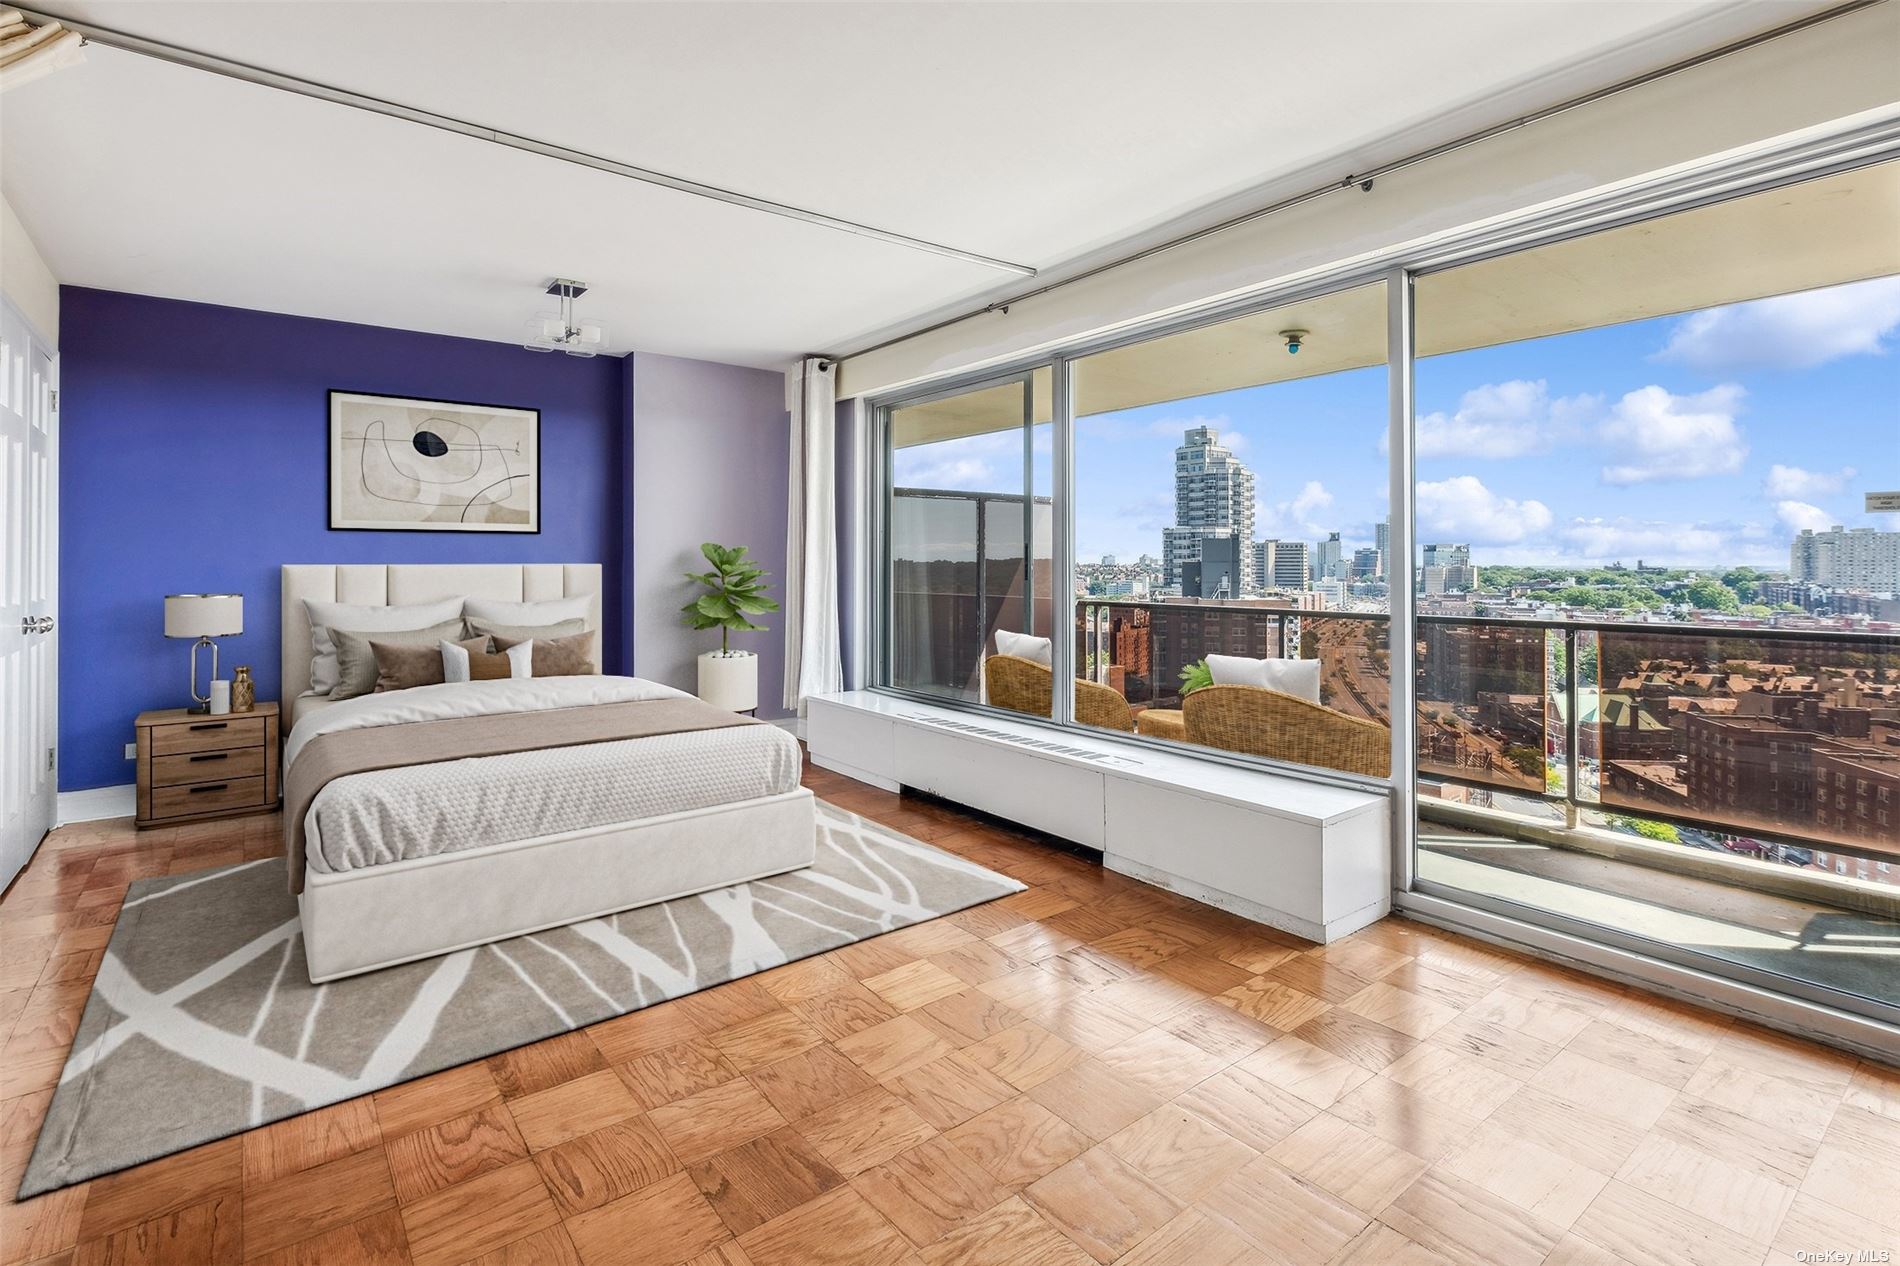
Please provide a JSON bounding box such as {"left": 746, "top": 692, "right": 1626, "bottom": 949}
{"left": 327, "top": 389, "right": 542, "bottom": 533}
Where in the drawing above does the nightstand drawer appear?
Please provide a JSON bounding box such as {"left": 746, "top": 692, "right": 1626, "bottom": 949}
{"left": 150, "top": 775, "right": 268, "bottom": 819}
{"left": 151, "top": 747, "right": 268, "bottom": 787}
{"left": 151, "top": 716, "right": 267, "bottom": 756}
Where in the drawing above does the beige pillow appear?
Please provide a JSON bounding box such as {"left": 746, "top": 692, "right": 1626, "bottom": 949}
{"left": 493, "top": 629, "right": 598, "bottom": 678}
{"left": 371, "top": 636, "right": 489, "bottom": 693}
{"left": 465, "top": 616, "right": 587, "bottom": 644}
{"left": 331, "top": 620, "right": 467, "bottom": 700}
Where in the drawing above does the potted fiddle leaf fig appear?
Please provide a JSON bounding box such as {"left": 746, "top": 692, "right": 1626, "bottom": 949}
{"left": 682, "top": 542, "right": 780, "bottom": 712}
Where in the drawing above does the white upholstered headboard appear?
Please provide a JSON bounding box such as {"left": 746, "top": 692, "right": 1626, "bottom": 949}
{"left": 281, "top": 563, "right": 604, "bottom": 714}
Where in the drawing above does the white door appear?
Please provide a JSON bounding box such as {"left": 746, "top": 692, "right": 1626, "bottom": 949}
{"left": 0, "top": 300, "right": 57, "bottom": 890}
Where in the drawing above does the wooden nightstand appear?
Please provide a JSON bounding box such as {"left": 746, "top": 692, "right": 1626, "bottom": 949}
{"left": 135, "top": 701, "right": 281, "bottom": 829}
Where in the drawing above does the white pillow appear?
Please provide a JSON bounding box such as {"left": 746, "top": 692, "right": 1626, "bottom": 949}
{"left": 463, "top": 595, "right": 592, "bottom": 626}
{"left": 305, "top": 597, "right": 464, "bottom": 695}
{"left": 995, "top": 630, "right": 1052, "bottom": 666}
{"left": 504, "top": 639, "right": 535, "bottom": 678}
{"left": 439, "top": 638, "right": 535, "bottom": 683}
{"left": 439, "top": 639, "right": 472, "bottom": 685}
{"left": 1206, "top": 654, "right": 1322, "bottom": 703}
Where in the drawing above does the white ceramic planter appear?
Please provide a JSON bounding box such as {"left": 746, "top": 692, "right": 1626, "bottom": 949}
{"left": 698, "top": 650, "right": 759, "bottom": 712}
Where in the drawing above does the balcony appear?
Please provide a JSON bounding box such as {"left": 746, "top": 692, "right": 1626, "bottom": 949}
{"left": 1077, "top": 598, "right": 1899, "bottom": 1011}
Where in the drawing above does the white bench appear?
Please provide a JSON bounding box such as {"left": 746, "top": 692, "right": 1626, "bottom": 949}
{"left": 806, "top": 691, "right": 1391, "bottom": 942}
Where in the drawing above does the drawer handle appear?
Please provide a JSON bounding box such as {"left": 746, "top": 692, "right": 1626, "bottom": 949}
{"left": 188, "top": 783, "right": 229, "bottom": 794}
{"left": 188, "top": 753, "right": 228, "bottom": 763}
{"left": 188, "top": 722, "right": 228, "bottom": 731}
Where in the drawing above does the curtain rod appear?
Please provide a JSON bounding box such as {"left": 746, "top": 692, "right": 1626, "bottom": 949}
{"left": 11, "top": 4, "right": 1038, "bottom": 279}
{"left": 834, "top": 0, "right": 1888, "bottom": 363}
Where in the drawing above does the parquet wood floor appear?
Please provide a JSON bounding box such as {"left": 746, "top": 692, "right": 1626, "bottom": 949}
{"left": 2, "top": 755, "right": 1895, "bottom": 1265}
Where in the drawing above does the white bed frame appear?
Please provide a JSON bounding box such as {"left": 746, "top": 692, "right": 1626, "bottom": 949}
{"left": 281, "top": 564, "right": 816, "bottom": 982}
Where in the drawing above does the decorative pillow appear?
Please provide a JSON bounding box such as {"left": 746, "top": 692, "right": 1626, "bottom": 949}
{"left": 492, "top": 630, "right": 598, "bottom": 677}
{"left": 995, "top": 630, "right": 1052, "bottom": 666}
{"left": 330, "top": 619, "right": 466, "bottom": 701}
{"left": 305, "top": 597, "right": 463, "bottom": 695}
{"left": 465, "top": 616, "right": 588, "bottom": 645}
{"left": 442, "top": 637, "right": 533, "bottom": 683}
{"left": 371, "top": 636, "right": 488, "bottom": 693}
{"left": 463, "top": 595, "right": 592, "bottom": 626}
{"left": 1206, "top": 654, "right": 1322, "bottom": 703}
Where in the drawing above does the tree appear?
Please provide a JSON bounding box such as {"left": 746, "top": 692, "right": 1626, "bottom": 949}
{"left": 1610, "top": 815, "right": 1681, "bottom": 844}
{"left": 1684, "top": 580, "right": 1739, "bottom": 612}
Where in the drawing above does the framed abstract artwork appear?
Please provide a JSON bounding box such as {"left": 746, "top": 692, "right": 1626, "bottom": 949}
{"left": 328, "top": 390, "right": 540, "bottom": 532}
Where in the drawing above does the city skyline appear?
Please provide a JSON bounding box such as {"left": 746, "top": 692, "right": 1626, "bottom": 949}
{"left": 898, "top": 275, "right": 1899, "bottom": 571}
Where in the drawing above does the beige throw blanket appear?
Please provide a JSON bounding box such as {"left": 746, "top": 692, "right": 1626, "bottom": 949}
{"left": 283, "top": 697, "right": 757, "bottom": 893}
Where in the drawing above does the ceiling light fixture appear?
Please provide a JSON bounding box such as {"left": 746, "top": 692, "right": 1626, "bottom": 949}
{"left": 524, "top": 279, "right": 606, "bottom": 357}
{"left": 1280, "top": 329, "right": 1308, "bottom": 355}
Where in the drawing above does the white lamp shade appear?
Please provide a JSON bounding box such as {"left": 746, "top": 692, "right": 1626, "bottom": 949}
{"left": 165, "top": 594, "right": 243, "bottom": 639}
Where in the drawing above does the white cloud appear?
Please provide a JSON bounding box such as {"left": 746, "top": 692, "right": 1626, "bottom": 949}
{"left": 1256, "top": 480, "right": 1336, "bottom": 539}
{"left": 1763, "top": 463, "right": 1855, "bottom": 499}
{"left": 1775, "top": 499, "right": 1836, "bottom": 535}
{"left": 1655, "top": 275, "right": 1900, "bottom": 373}
{"left": 1414, "top": 379, "right": 1600, "bottom": 459}
{"left": 892, "top": 429, "right": 1018, "bottom": 491}
{"left": 1415, "top": 475, "right": 1552, "bottom": 545}
{"left": 1555, "top": 517, "right": 1750, "bottom": 567}
{"left": 1597, "top": 384, "right": 1747, "bottom": 485}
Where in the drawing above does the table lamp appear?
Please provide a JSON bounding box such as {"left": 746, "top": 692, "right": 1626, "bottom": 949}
{"left": 164, "top": 593, "right": 243, "bottom": 713}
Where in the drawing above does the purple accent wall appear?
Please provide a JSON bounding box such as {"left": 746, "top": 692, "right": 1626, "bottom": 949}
{"left": 57, "top": 287, "right": 628, "bottom": 791}
{"left": 630, "top": 352, "right": 792, "bottom": 718}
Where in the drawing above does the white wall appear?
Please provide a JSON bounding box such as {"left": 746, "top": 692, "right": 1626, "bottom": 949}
{"left": 1, "top": 194, "right": 58, "bottom": 345}
{"left": 840, "top": 3, "right": 1900, "bottom": 398}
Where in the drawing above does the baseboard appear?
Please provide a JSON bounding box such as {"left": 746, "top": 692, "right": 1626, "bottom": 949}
{"left": 57, "top": 784, "right": 136, "bottom": 826}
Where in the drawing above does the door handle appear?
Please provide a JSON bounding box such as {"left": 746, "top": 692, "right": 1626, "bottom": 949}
{"left": 35, "top": 616, "right": 54, "bottom": 633}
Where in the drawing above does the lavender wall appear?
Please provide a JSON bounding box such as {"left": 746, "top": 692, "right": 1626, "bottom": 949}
{"left": 630, "top": 352, "right": 792, "bottom": 718}
{"left": 58, "top": 287, "right": 628, "bottom": 791}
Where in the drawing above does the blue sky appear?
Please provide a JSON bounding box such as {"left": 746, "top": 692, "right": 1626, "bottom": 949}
{"left": 895, "top": 274, "right": 1900, "bottom": 569}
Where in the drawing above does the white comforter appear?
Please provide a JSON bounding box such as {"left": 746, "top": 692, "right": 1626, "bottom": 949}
{"left": 290, "top": 677, "right": 804, "bottom": 877}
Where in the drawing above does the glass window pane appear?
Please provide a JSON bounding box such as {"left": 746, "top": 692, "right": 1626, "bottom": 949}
{"left": 1411, "top": 160, "right": 1900, "bottom": 1017}
{"left": 1070, "top": 282, "right": 1391, "bottom": 777}
{"left": 887, "top": 369, "right": 1052, "bottom": 706}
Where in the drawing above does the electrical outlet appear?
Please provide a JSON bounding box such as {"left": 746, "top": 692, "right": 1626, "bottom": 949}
{"left": 125, "top": 742, "right": 137, "bottom": 760}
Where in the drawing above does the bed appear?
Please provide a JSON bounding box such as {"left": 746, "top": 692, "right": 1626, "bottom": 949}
{"left": 281, "top": 564, "right": 815, "bottom": 982}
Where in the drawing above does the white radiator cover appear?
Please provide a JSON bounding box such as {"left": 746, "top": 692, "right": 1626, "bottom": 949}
{"left": 806, "top": 691, "right": 1390, "bottom": 942}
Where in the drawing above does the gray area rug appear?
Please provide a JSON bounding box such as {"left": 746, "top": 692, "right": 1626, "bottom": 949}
{"left": 20, "top": 801, "right": 1023, "bottom": 1196}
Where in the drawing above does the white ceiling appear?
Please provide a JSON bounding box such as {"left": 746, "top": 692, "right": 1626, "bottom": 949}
{"left": 0, "top": 1, "right": 1831, "bottom": 368}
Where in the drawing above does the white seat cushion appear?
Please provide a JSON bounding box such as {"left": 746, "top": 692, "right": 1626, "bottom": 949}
{"left": 996, "top": 630, "right": 1052, "bottom": 666}
{"left": 1206, "top": 654, "right": 1321, "bottom": 703}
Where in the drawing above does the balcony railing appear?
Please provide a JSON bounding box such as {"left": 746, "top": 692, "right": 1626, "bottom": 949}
{"left": 1076, "top": 599, "right": 1900, "bottom": 873}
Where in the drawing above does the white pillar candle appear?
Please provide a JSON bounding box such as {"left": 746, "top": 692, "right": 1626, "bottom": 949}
{"left": 209, "top": 680, "right": 232, "bottom": 715}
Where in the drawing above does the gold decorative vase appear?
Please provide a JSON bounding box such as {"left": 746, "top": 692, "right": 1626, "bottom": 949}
{"left": 231, "top": 665, "right": 256, "bottom": 713}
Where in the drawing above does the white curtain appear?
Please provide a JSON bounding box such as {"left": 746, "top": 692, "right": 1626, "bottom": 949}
{"left": 0, "top": 10, "right": 85, "bottom": 93}
{"left": 783, "top": 357, "right": 842, "bottom": 711}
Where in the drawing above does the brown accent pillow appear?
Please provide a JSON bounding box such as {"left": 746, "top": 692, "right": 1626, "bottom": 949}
{"left": 371, "top": 636, "right": 489, "bottom": 692}
{"left": 468, "top": 646, "right": 517, "bottom": 681}
{"left": 493, "top": 630, "right": 598, "bottom": 678}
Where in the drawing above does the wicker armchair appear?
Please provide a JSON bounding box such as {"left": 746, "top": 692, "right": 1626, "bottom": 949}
{"left": 1182, "top": 683, "right": 1391, "bottom": 777}
{"left": 982, "top": 654, "right": 1135, "bottom": 733}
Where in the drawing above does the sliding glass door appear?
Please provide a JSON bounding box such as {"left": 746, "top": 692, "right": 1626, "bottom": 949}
{"left": 1409, "top": 161, "right": 1900, "bottom": 1022}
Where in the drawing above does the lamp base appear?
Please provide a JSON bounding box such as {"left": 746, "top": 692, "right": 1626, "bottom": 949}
{"left": 185, "top": 703, "right": 211, "bottom": 715}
